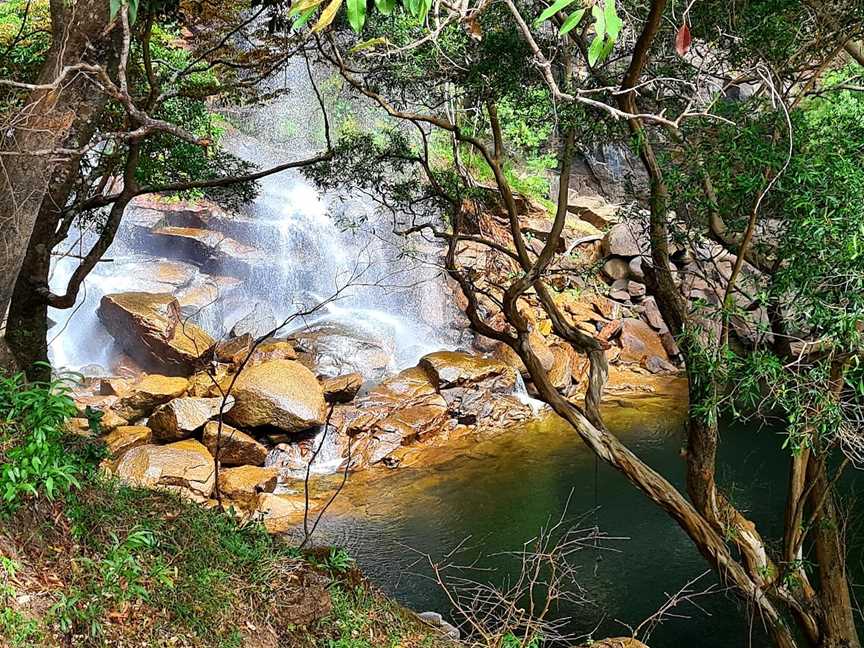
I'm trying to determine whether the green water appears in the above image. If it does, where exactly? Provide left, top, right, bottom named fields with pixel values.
left=315, top=404, right=864, bottom=647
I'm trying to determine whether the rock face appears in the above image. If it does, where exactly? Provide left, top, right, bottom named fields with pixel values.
left=202, top=421, right=267, bottom=466
left=148, top=396, right=234, bottom=441
left=98, top=293, right=214, bottom=375
left=225, top=360, right=327, bottom=433
left=103, top=425, right=152, bottom=459
left=230, top=302, right=277, bottom=338
left=113, top=374, right=189, bottom=421
left=217, top=465, right=278, bottom=508
left=113, top=439, right=215, bottom=501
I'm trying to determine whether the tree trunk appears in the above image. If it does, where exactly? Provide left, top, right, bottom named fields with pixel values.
left=807, top=456, right=861, bottom=648
left=0, top=0, right=115, bottom=359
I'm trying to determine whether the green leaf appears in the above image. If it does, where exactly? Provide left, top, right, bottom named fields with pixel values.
left=587, top=33, right=604, bottom=65
left=374, top=0, right=396, bottom=15
left=604, top=0, right=622, bottom=40
left=109, top=0, right=121, bottom=19
left=347, top=0, right=366, bottom=32
left=349, top=36, right=390, bottom=53
left=312, top=0, right=343, bottom=32
left=591, top=2, right=605, bottom=39
left=128, top=0, right=138, bottom=24
left=292, top=6, right=318, bottom=30
left=535, top=0, right=577, bottom=26
left=559, top=8, right=586, bottom=35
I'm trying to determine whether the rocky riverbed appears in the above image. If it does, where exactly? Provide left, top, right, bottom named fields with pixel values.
left=64, top=192, right=693, bottom=533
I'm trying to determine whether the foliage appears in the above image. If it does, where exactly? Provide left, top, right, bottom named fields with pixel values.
left=0, top=370, right=95, bottom=509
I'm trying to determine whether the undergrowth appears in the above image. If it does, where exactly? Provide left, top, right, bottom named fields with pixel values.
left=0, top=373, right=452, bottom=647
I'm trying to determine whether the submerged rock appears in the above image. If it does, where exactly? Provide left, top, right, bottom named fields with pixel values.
left=225, top=359, right=327, bottom=433
left=113, top=439, right=215, bottom=501
left=255, top=492, right=307, bottom=533
left=148, top=396, right=234, bottom=441
left=98, top=292, right=214, bottom=375
left=202, top=421, right=267, bottom=466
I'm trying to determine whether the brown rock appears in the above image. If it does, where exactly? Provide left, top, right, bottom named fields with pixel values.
left=98, top=292, right=214, bottom=374
left=603, top=257, right=631, bottom=281
left=641, top=296, right=666, bottom=331
left=567, top=195, right=620, bottom=229
left=248, top=339, right=298, bottom=364
left=366, top=366, right=439, bottom=406
left=618, top=318, right=670, bottom=364
left=213, top=333, right=253, bottom=365
left=149, top=396, right=234, bottom=441
left=256, top=492, right=307, bottom=533
left=627, top=281, right=646, bottom=298
left=202, top=421, right=267, bottom=466
left=419, top=351, right=516, bottom=392
left=602, top=222, right=645, bottom=257
left=491, top=332, right=555, bottom=375
left=187, top=365, right=234, bottom=397
left=217, top=465, right=278, bottom=508
left=104, top=425, right=152, bottom=459
left=113, top=374, right=189, bottom=420
left=321, top=372, right=363, bottom=403
left=114, top=439, right=215, bottom=501
left=226, top=360, right=327, bottom=433
left=548, top=343, right=573, bottom=390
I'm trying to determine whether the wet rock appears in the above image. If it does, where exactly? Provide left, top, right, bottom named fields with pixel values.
left=146, top=226, right=266, bottom=277
left=419, top=351, right=516, bottom=392
left=602, top=222, right=645, bottom=257
left=321, top=372, right=363, bottom=403
left=103, top=425, right=152, bottom=459
left=417, top=611, right=461, bottom=641
left=226, top=359, right=327, bottom=433
left=113, top=439, right=215, bottom=501
left=255, top=492, right=307, bottom=533
left=202, top=421, right=267, bottom=466
left=213, top=333, right=254, bottom=365
left=175, top=276, right=242, bottom=317
left=112, top=375, right=190, bottom=423
left=248, top=339, right=298, bottom=364
left=149, top=396, right=234, bottom=441
left=643, top=355, right=679, bottom=375
left=292, top=323, right=391, bottom=380
left=217, top=465, right=279, bottom=508
left=230, top=302, right=277, bottom=338
left=98, top=292, right=214, bottom=375
left=617, top=318, right=670, bottom=365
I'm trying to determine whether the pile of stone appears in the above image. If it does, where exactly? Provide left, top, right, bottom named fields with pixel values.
left=73, top=289, right=535, bottom=533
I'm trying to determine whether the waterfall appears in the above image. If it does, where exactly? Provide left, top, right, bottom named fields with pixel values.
left=512, top=372, right=547, bottom=415
left=47, top=58, right=458, bottom=375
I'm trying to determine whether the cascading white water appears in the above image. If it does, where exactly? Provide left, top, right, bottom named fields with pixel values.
left=47, top=58, right=460, bottom=376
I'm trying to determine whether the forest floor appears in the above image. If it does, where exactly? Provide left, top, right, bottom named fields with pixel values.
left=0, top=436, right=454, bottom=648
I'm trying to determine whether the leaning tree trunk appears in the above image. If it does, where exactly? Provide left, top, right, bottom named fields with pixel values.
left=0, top=0, right=115, bottom=371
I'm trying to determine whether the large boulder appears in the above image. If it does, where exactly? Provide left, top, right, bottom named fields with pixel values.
left=255, top=492, right=307, bottom=533
left=103, top=425, right=152, bottom=460
left=113, top=374, right=189, bottom=420
left=148, top=396, right=234, bottom=441
left=145, top=226, right=266, bottom=277
left=617, top=318, right=670, bottom=365
left=217, top=465, right=279, bottom=509
left=419, top=351, right=516, bottom=392
left=225, top=360, right=327, bottom=433
left=602, top=222, right=646, bottom=257
left=321, top=373, right=363, bottom=403
left=202, top=421, right=267, bottom=466
left=113, top=439, right=215, bottom=501
left=98, top=292, right=214, bottom=375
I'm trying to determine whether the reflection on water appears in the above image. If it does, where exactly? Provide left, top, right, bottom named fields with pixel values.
left=305, top=402, right=864, bottom=647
